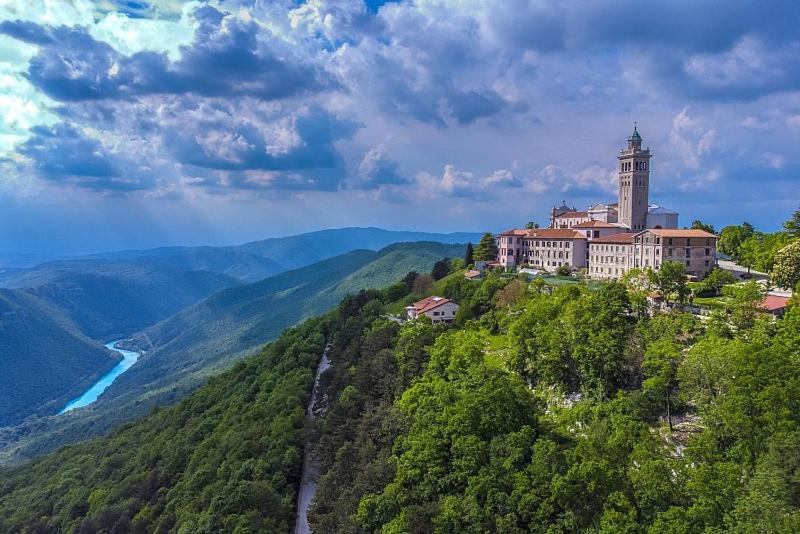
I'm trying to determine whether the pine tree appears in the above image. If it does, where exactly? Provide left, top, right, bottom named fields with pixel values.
left=473, top=233, right=498, bottom=261
left=783, top=207, right=800, bottom=238
left=431, top=258, right=451, bottom=280
left=464, top=242, right=474, bottom=266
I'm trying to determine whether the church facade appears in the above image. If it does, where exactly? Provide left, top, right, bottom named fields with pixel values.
left=496, top=126, right=717, bottom=278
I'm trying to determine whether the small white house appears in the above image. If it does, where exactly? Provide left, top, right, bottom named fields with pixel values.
left=406, top=296, right=459, bottom=323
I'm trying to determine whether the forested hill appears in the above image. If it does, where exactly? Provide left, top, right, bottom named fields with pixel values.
left=0, top=314, right=332, bottom=533
left=0, top=241, right=465, bottom=464
left=2, top=266, right=799, bottom=532
left=0, top=261, right=239, bottom=340
left=69, top=227, right=483, bottom=282
left=0, top=289, right=119, bottom=426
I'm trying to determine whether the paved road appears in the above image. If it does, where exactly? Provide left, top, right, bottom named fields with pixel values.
left=717, top=259, right=768, bottom=280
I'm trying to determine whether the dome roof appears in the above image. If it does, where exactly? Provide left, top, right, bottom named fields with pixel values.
left=647, top=205, right=678, bottom=215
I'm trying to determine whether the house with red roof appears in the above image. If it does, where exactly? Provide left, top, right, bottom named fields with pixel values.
left=761, top=295, right=790, bottom=317
left=406, top=296, right=459, bottom=323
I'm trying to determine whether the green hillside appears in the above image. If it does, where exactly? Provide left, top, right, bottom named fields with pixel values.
left=3, top=271, right=799, bottom=532
left=78, top=227, right=481, bottom=280
left=0, top=289, right=119, bottom=426
left=234, top=227, right=480, bottom=271
left=0, top=242, right=465, bottom=463
left=0, top=315, right=331, bottom=533
left=82, top=247, right=285, bottom=283
left=1, top=261, right=240, bottom=340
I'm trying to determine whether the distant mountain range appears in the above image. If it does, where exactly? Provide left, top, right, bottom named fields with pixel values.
left=0, top=228, right=479, bottom=427
left=2, top=227, right=481, bottom=282
left=0, top=237, right=468, bottom=463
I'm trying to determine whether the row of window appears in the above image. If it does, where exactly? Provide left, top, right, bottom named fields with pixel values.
left=590, top=258, right=711, bottom=272
left=528, top=260, right=567, bottom=268
left=524, top=250, right=570, bottom=259
left=620, top=161, right=648, bottom=172
left=501, top=240, right=575, bottom=250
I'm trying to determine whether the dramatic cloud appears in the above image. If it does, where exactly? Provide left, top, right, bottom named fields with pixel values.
left=1, top=0, right=799, bottom=254
left=351, top=147, right=410, bottom=190
left=0, top=7, right=336, bottom=102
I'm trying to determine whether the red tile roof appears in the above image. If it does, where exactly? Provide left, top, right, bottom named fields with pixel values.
left=410, top=296, right=454, bottom=314
left=498, top=229, right=529, bottom=236
left=554, top=211, right=589, bottom=219
left=573, top=220, right=624, bottom=228
left=589, top=232, right=637, bottom=245
left=761, top=295, right=790, bottom=312
left=525, top=228, right=587, bottom=239
left=464, top=270, right=481, bottom=279
left=498, top=228, right=587, bottom=239
left=645, top=229, right=717, bottom=238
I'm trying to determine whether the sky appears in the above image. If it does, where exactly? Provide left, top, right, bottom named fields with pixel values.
left=0, top=0, right=799, bottom=255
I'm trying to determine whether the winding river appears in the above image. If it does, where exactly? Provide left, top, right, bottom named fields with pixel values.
left=59, top=340, right=140, bottom=414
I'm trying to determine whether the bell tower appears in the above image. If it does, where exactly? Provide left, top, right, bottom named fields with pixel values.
left=617, top=124, right=651, bottom=231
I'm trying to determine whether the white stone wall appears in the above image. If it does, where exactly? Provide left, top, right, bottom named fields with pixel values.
left=424, top=302, right=459, bottom=323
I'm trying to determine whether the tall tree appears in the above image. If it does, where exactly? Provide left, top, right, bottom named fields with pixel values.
left=724, top=280, right=766, bottom=334
left=643, top=339, right=682, bottom=430
left=772, top=241, right=800, bottom=290
left=464, top=242, right=474, bottom=266
left=649, top=262, right=688, bottom=305
left=622, top=267, right=652, bottom=317
left=525, top=221, right=540, bottom=229
left=783, top=206, right=800, bottom=238
left=411, top=274, right=434, bottom=295
left=431, top=258, right=451, bottom=281
left=718, top=223, right=755, bottom=257
left=402, top=271, right=419, bottom=290
left=474, top=232, right=499, bottom=261
left=691, top=220, right=716, bottom=234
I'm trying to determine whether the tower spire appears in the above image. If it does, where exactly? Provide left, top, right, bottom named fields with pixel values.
left=618, top=125, right=651, bottom=230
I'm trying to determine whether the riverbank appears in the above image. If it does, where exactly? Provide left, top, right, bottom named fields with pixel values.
left=59, top=340, right=140, bottom=414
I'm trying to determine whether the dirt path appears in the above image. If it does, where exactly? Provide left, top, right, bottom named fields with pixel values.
left=294, top=345, right=330, bottom=534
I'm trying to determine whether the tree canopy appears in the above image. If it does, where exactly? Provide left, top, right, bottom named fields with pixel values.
left=474, top=232, right=499, bottom=261
left=772, top=241, right=800, bottom=290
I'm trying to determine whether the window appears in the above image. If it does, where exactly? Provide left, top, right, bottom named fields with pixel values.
left=668, top=238, right=673, bottom=245
left=705, top=248, right=710, bottom=255
left=433, top=311, right=440, bottom=316
left=704, top=260, right=709, bottom=266
left=686, top=260, right=690, bottom=266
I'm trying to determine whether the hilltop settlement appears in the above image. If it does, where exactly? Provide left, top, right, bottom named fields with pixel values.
left=496, top=126, right=717, bottom=280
